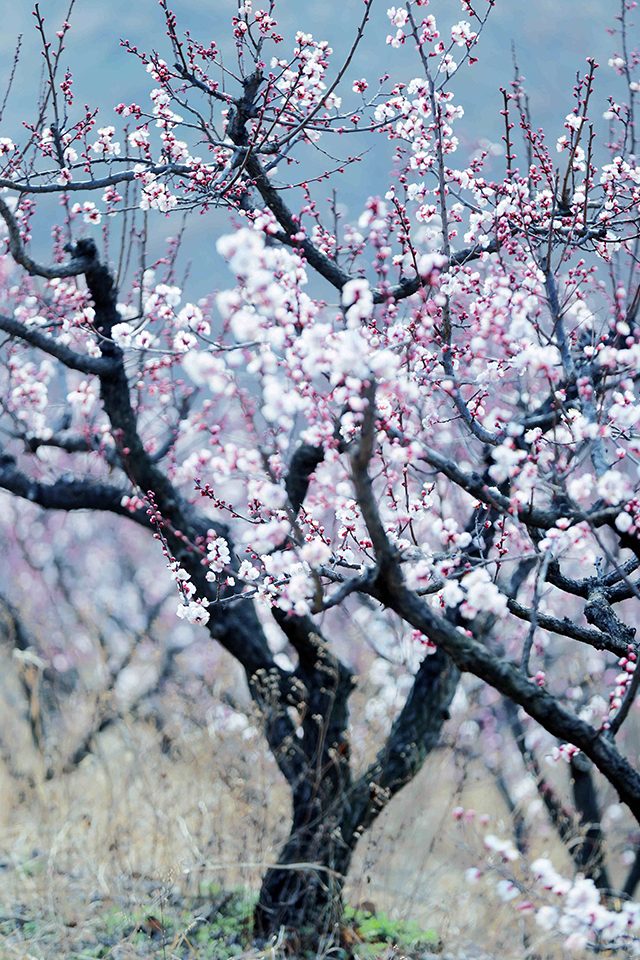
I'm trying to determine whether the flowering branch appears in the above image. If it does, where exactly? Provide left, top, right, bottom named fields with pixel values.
left=371, top=576, right=640, bottom=823
left=0, top=311, right=116, bottom=376
left=0, top=195, right=95, bottom=278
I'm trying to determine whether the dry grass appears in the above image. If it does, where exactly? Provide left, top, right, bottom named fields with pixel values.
left=0, top=718, right=284, bottom=958
left=0, top=609, right=628, bottom=960
left=0, top=707, right=590, bottom=960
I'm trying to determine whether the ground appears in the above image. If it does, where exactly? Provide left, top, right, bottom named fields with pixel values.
left=0, top=701, right=587, bottom=960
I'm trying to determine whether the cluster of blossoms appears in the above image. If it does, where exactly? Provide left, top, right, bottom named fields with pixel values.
left=439, top=568, right=508, bottom=620
left=547, top=742, right=581, bottom=763
left=605, top=649, right=637, bottom=723
left=462, top=825, right=640, bottom=951
left=174, top=570, right=211, bottom=626
left=90, top=125, right=121, bottom=157
left=70, top=200, right=102, bottom=224
left=109, top=278, right=216, bottom=358
left=205, top=537, right=231, bottom=580
left=272, top=32, right=337, bottom=117
left=532, top=859, right=640, bottom=950
left=135, top=166, right=178, bottom=213
left=233, top=0, right=281, bottom=42
left=374, top=76, right=464, bottom=167
left=172, top=533, right=239, bottom=624
left=482, top=832, right=520, bottom=862
left=5, top=356, right=52, bottom=436
left=175, top=597, right=210, bottom=625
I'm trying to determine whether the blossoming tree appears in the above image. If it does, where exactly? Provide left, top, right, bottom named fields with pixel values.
left=2, top=0, right=640, bottom=947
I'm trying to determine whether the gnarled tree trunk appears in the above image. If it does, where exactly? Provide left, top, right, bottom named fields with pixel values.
left=254, top=770, right=354, bottom=937
left=254, top=637, right=459, bottom=939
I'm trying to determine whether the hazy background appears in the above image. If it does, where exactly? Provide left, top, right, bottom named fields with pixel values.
left=0, top=0, right=628, bottom=299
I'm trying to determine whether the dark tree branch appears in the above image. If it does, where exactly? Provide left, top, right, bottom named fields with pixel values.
left=0, top=196, right=96, bottom=278
left=19, top=430, right=121, bottom=469
left=376, top=241, right=500, bottom=302
left=370, top=576, right=640, bottom=823
left=342, top=380, right=460, bottom=834
left=506, top=598, right=629, bottom=657
left=224, top=76, right=497, bottom=307
left=349, top=380, right=398, bottom=572
left=503, top=697, right=575, bottom=847
left=569, top=752, right=611, bottom=890
left=320, top=568, right=377, bottom=611
left=624, top=844, right=640, bottom=898
left=268, top=608, right=353, bottom=780
left=0, top=311, right=117, bottom=376
left=584, top=586, right=636, bottom=648
left=285, top=443, right=325, bottom=515
left=347, top=646, right=459, bottom=837
left=0, top=455, right=144, bottom=520
left=0, top=162, right=203, bottom=197
left=24, top=431, right=102, bottom=455
left=419, top=444, right=620, bottom=531
left=3, top=232, right=283, bottom=697
left=245, top=153, right=353, bottom=291
left=545, top=560, right=593, bottom=599
left=270, top=210, right=497, bottom=302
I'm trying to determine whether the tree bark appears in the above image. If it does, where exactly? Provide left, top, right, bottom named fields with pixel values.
left=254, top=765, right=354, bottom=938
left=251, top=613, right=352, bottom=936
left=254, top=635, right=459, bottom=939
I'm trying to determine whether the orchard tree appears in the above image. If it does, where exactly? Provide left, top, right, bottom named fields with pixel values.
left=3, top=0, right=640, bottom=949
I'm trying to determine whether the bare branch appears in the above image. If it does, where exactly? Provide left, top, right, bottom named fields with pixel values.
left=0, top=196, right=95, bottom=279
left=507, top=597, right=629, bottom=657
left=0, top=311, right=117, bottom=376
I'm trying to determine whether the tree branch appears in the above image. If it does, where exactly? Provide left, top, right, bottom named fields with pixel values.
left=569, top=751, right=611, bottom=889
left=503, top=697, right=575, bottom=847
left=0, top=312, right=117, bottom=376
left=0, top=162, right=201, bottom=197
left=419, top=444, right=620, bottom=531
left=0, top=196, right=96, bottom=279
left=349, top=381, right=399, bottom=572
left=0, top=455, right=142, bottom=520
left=507, top=597, right=629, bottom=657
left=368, top=576, right=640, bottom=823
left=285, top=443, right=325, bottom=515
left=347, top=646, right=459, bottom=836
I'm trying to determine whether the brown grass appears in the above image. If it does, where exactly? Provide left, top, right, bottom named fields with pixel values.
left=0, top=707, right=598, bottom=960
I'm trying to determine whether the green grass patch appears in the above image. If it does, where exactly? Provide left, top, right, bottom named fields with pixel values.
left=344, top=905, right=438, bottom=957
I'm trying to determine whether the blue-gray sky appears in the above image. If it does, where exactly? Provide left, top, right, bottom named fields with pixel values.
left=0, top=0, right=628, bottom=299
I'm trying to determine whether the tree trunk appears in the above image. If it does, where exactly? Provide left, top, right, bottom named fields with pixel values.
left=253, top=640, right=459, bottom=941
left=252, top=610, right=354, bottom=938
left=254, top=778, right=354, bottom=937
